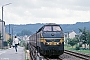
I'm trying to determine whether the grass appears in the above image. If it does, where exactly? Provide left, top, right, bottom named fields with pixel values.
left=25, top=59, right=29, bottom=60
left=64, top=45, right=75, bottom=50
left=75, top=50, right=90, bottom=54
left=64, top=45, right=90, bottom=54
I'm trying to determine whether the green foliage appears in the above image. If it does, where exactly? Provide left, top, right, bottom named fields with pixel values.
left=5, top=22, right=90, bottom=36
left=79, top=44, right=82, bottom=47
left=86, top=31, right=90, bottom=50
left=20, top=40, right=28, bottom=49
left=64, top=45, right=90, bottom=54
left=78, top=28, right=90, bottom=50
left=75, top=35, right=79, bottom=42
left=7, top=38, right=12, bottom=45
left=26, top=59, right=29, bottom=60
left=75, top=45, right=80, bottom=50
left=68, top=38, right=77, bottom=48
left=17, top=29, right=32, bottom=36
left=23, top=42, right=27, bottom=49
left=87, top=31, right=90, bottom=44
left=79, top=27, right=87, bottom=44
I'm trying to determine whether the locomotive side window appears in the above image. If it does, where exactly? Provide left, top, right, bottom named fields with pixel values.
left=53, top=26, right=61, bottom=31
left=43, top=26, right=52, bottom=31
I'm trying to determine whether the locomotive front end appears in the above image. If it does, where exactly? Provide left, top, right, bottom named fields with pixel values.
left=39, top=24, right=64, bottom=57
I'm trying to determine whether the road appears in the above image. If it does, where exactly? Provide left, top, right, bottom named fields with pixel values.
left=0, top=46, right=25, bottom=60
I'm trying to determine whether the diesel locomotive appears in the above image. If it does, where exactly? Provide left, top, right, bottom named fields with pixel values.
left=29, top=23, right=64, bottom=58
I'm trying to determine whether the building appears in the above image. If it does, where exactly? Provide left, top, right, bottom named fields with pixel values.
left=64, top=30, right=77, bottom=39
left=69, top=31, right=77, bottom=38
left=5, top=33, right=11, bottom=41
left=0, top=19, right=6, bottom=48
left=64, top=31, right=77, bottom=44
left=0, top=19, right=6, bottom=41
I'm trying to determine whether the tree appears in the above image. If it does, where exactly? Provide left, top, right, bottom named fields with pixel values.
left=17, top=29, right=32, bottom=36
left=79, top=27, right=87, bottom=49
left=68, top=38, right=77, bottom=48
left=75, top=35, right=80, bottom=43
left=7, top=38, right=12, bottom=48
left=86, top=30, right=90, bottom=50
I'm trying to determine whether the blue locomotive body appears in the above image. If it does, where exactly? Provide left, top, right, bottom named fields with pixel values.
left=29, top=23, right=64, bottom=58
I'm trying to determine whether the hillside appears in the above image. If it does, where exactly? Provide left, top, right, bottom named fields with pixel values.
left=5, top=22, right=90, bottom=36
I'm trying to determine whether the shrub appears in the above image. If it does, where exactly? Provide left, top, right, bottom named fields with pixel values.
left=75, top=46, right=80, bottom=50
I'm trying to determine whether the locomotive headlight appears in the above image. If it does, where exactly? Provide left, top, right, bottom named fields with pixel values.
left=45, top=42, right=50, bottom=45
left=56, top=42, right=60, bottom=45
left=47, top=42, right=50, bottom=45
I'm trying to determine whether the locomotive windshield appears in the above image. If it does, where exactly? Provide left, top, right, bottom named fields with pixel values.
left=43, top=26, right=52, bottom=31
left=43, top=25, right=61, bottom=31
left=53, top=26, right=61, bottom=31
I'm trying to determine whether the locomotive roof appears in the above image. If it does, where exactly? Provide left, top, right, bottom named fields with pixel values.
left=45, top=23, right=59, bottom=26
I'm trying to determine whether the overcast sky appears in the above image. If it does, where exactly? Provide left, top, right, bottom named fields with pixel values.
left=0, top=0, right=90, bottom=25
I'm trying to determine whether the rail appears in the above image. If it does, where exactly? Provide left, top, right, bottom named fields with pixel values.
left=64, top=50, right=90, bottom=60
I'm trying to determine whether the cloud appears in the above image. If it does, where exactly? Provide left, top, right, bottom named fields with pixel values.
left=0, top=0, right=90, bottom=24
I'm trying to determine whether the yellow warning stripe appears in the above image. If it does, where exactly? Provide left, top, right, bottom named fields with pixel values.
left=40, top=38, right=64, bottom=45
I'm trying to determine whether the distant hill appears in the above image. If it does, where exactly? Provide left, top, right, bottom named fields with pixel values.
left=5, top=22, right=90, bottom=36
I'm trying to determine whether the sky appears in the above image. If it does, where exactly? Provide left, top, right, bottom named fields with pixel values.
left=0, top=0, right=90, bottom=25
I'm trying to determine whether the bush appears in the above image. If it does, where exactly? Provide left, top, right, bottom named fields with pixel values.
left=79, top=44, right=82, bottom=47
left=75, top=46, right=80, bottom=50
left=23, top=41, right=28, bottom=50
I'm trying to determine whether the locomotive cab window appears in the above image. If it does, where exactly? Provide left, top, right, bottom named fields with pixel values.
left=43, top=26, right=52, bottom=31
left=53, top=26, right=61, bottom=31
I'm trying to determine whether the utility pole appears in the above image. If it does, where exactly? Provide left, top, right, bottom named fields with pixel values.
left=1, top=3, right=12, bottom=49
left=2, top=6, right=3, bottom=49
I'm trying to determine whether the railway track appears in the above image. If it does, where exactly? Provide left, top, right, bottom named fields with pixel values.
left=28, top=44, right=63, bottom=60
left=43, top=57, right=63, bottom=60
left=64, top=50, right=90, bottom=60
left=29, top=47, right=63, bottom=60
left=30, top=52, right=63, bottom=60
